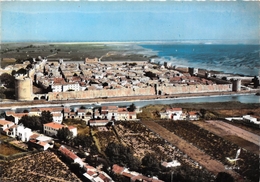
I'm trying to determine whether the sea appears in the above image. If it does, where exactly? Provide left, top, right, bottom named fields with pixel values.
left=138, top=44, right=260, bottom=76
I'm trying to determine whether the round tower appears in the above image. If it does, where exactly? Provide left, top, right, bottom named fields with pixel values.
left=15, top=77, right=33, bottom=101
left=232, top=79, right=241, bottom=92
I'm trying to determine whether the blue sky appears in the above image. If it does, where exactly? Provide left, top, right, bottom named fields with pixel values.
left=1, top=1, right=259, bottom=43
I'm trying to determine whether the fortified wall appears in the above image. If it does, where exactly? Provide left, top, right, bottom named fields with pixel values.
left=157, top=84, right=232, bottom=95
left=48, top=87, right=156, bottom=101
left=48, top=83, right=232, bottom=101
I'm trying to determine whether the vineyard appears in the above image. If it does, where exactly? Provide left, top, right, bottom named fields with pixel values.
left=113, top=121, right=215, bottom=182
left=157, top=120, right=259, bottom=182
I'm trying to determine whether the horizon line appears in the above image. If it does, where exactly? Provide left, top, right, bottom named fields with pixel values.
left=1, top=39, right=259, bottom=45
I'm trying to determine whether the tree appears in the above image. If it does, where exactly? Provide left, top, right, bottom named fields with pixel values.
left=19, top=115, right=42, bottom=131
left=57, top=127, right=73, bottom=142
left=16, top=68, right=27, bottom=75
left=144, top=71, right=156, bottom=79
left=26, top=64, right=33, bottom=70
left=200, top=109, right=206, bottom=119
left=142, top=153, right=160, bottom=175
left=79, top=106, right=86, bottom=109
left=0, top=88, right=6, bottom=99
left=40, top=111, right=53, bottom=124
left=215, top=172, right=234, bottom=182
left=105, top=142, right=141, bottom=171
left=128, top=103, right=136, bottom=112
left=0, top=73, right=15, bottom=88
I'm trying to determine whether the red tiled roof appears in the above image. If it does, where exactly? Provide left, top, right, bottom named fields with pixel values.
left=167, top=108, right=182, bottom=112
left=44, top=122, right=63, bottom=130
left=117, top=108, right=128, bottom=112
left=189, top=111, right=198, bottom=115
left=53, top=78, right=66, bottom=84
left=87, top=170, right=96, bottom=176
left=98, top=173, right=110, bottom=182
left=30, top=133, right=40, bottom=139
left=64, top=108, right=70, bottom=113
left=0, top=120, right=14, bottom=126
left=59, top=145, right=79, bottom=160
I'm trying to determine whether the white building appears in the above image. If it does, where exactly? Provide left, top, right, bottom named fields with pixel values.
left=43, top=122, right=77, bottom=137
left=52, top=113, right=63, bottom=123
left=6, top=124, right=33, bottom=142
left=243, top=115, right=260, bottom=124
left=160, top=108, right=183, bottom=120
left=62, top=82, right=80, bottom=92
left=101, top=106, right=118, bottom=120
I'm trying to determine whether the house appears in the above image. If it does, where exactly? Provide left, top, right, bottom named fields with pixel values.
left=43, top=122, right=77, bottom=137
left=116, top=107, right=137, bottom=121
left=83, top=164, right=113, bottom=182
left=28, top=134, right=54, bottom=151
left=59, top=145, right=84, bottom=167
left=5, top=111, right=28, bottom=124
left=161, top=160, right=181, bottom=168
left=101, top=106, right=118, bottom=120
left=30, top=107, right=64, bottom=123
left=0, top=119, right=15, bottom=132
left=88, top=119, right=110, bottom=127
left=188, top=111, right=199, bottom=120
left=160, top=108, right=183, bottom=120
left=5, top=124, right=33, bottom=142
left=52, top=113, right=63, bottom=123
left=243, top=115, right=260, bottom=124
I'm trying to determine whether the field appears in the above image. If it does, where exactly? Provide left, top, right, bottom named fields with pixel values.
left=0, top=143, right=24, bottom=156
left=111, top=121, right=214, bottom=181
left=155, top=120, right=259, bottom=182
left=0, top=151, right=81, bottom=182
left=1, top=43, right=151, bottom=68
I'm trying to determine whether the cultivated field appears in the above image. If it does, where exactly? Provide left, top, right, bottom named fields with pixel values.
left=155, top=120, right=259, bottom=182
left=113, top=121, right=215, bottom=181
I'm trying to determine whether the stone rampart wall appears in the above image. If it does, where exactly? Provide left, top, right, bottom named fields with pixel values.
left=158, top=84, right=232, bottom=95
left=48, top=84, right=232, bottom=101
left=48, top=87, right=156, bottom=101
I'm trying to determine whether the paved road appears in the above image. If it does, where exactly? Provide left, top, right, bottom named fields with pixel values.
left=206, top=120, right=260, bottom=146
left=141, top=120, right=244, bottom=182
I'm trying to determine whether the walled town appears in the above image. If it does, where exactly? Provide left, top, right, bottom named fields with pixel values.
left=0, top=56, right=249, bottom=102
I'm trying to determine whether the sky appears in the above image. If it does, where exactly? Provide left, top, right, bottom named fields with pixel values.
left=1, top=1, right=259, bottom=43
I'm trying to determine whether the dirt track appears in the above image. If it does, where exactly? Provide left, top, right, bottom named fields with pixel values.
left=141, top=120, right=244, bottom=182
left=205, top=120, right=260, bottom=146
left=193, top=120, right=260, bottom=155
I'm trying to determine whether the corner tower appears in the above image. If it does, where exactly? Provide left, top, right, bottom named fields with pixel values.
left=15, top=75, right=33, bottom=101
